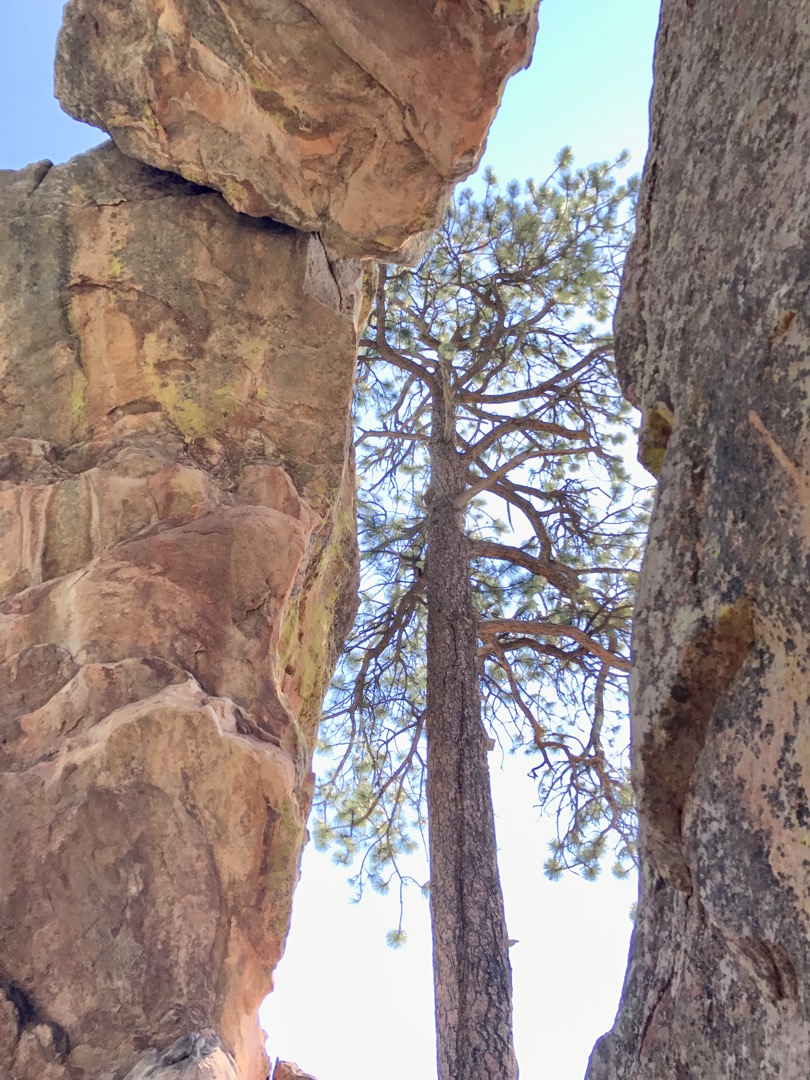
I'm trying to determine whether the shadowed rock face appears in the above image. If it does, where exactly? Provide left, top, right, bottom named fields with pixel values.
left=0, top=144, right=361, bottom=1080
left=587, top=1, right=810, bottom=1076
left=54, top=0, right=538, bottom=262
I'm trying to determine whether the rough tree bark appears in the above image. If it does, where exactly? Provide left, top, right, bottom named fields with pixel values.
left=426, top=392, right=518, bottom=1080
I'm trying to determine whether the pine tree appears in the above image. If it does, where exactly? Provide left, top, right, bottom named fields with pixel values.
left=316, top=151, right=647, bottom=1080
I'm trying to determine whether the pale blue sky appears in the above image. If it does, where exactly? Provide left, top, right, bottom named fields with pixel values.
left=1, top=3, right=661, bottom=1078
left=483, top=0, right=659, bottom=176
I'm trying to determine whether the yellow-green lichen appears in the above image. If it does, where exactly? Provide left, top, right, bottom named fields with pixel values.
left=714, top=597, right=755, bottom=655
left=639, top=401, right=675, bottom=477
left=70, top=364, right=88, bottom=436
left=164, top=468, right=211, bottom=518
left=178, top=163, right=210, bottom=189
left=263, top=795, right=305, bottom=936
left=356, top=263, right=378, bottom=334
left=278, top=494, right=357, bottom=737
left=220, top=178, right=251, bottom=209
left=142, top=332, right=242, bottom=440
left=141, top=105, right=160, bottom=134
left=241, top=341, right=266, bottom=377
left=106, top=109, right=145, bottom=134
left=244, top=69, right=275, bottom=95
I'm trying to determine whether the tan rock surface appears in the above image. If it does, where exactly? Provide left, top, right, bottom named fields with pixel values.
left=0, top=143, right=360, bottom=1079
left=272, top=1061, right=317, bottom=1080
left=54, top=0, right=538, bottom=261
left=587, top=1, right=810, bottom=1076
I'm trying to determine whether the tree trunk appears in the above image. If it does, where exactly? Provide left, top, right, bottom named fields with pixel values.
left=425, top=416, right=518, bottom=1080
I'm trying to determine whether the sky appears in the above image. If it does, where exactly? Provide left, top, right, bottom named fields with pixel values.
left=0, top=2, right=661, bottom=1078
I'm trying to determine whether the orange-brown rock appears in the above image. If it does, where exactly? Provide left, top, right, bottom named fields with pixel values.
left=272, top=1062, right=317, bottom=1080
left=54, top=0, right=538, bottom=262
left=587, top=1, right=810, bottom=1077
left=0, top=143, right=361, bottom=1079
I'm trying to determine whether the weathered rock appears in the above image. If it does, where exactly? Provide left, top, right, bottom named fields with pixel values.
left=54, top=0, right=538, bottom=261
left=0, top=143, right=361, bottom=1079
left=587, top=1, right=810, bottom=1077
left=118, top=1032, right=239, bottom=1079
left=272, top=1061, right=317, bottom=1080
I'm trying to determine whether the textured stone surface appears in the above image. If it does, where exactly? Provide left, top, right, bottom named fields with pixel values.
left=0, top=143, right=360, bottom=1079
left=54, top=0, right=538, bottom=261
left=272, top=1062, right=317, bottom=1080
left=117, top=1032, right=239, bottom=1079
left=587, top=1, right=810, bottom=1076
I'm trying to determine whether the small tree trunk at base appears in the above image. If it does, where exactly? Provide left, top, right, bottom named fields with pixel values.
left=426, top=430, right=518, bottom=1080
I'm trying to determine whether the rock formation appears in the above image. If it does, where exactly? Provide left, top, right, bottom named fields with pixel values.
left=55, top=0, right=538, bottom=262
left=0, top=144, right=362, bottom=1080
left=0, top=3, right=538, bottom=1079
left=271, top=1061, right=316, bottom=1080
left=587, top=1, right=810, bottom=1077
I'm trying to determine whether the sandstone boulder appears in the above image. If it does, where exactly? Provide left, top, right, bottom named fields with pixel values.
left=54, top=0, right=538, bottom=261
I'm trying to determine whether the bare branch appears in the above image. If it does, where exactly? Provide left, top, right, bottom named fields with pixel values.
left=574, top=566, right=638, bottom=576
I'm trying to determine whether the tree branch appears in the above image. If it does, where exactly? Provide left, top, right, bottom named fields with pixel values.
left=362, top=266, right=439, bottom=392
left=454, top=450, right=536, bottom=507
left=457, top=345, right=609, bottom=404
left=356, top=429, right=430, bottom=446
left=478, top=617, right=630, bottom=672
left=469, top=539, right=581, bottom=596
left=463, top=415, right=590, bottom=463
left=459, top=445, right=598, bottom=508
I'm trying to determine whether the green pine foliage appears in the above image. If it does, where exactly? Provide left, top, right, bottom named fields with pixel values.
left=315, top=150, right=650, bottom=913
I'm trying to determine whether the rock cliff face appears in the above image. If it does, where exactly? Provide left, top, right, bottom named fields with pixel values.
left=0, top=144, right=362, bottom=1080
left=587, top=1, right=810, bottom=1077
left=55, top=0, right=538, bottom=261
left=1, top=3, right=538, bottom=1078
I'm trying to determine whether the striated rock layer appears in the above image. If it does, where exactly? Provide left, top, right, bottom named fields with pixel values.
left=0, top=143, right=362, bottom=1080
left=588, top=1, right=810, bottom=1077
left=54, top=0, right=538, bottom=262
